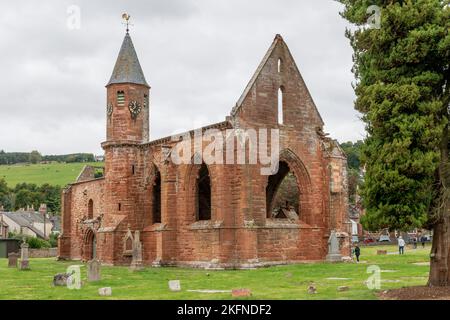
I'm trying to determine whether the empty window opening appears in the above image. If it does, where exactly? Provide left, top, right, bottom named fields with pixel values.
left=144, top=94, right=148, bottom=109
left=196, top=163, right=211, bottom=221
left=278, top=87, right=284, bottom=124
left=88, top=199, right=93, bottom=219
left=117, top=91, right=125, bottom=106
left=152, top=169, right=162, bottom=223
left=118, top=203, right=122, bottom=211
left=266, top=161, right=300, bottom=219
left=131, top=165, right=135, bottom=175
left=278, top=58, right=282, bottom=73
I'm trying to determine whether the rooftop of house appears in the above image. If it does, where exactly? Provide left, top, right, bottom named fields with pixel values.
left=0, top=211, right=57, bottom=238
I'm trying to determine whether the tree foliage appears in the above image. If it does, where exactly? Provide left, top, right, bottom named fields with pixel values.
left=340, top=141, right=364, bottom=203
left=0, top=150, right=95, bottom=165
left=337, top=0, right=450, bottom=231
left=0, top=180, right=61, bottom=214
left=340, top=140, right=364, bottom=170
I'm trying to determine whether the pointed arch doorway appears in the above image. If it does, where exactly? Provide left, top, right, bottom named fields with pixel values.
left=83, top=228, right=97, bottom=261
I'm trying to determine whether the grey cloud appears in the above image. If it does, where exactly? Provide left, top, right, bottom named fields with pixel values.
left=0, top=0, right=364, bottom=154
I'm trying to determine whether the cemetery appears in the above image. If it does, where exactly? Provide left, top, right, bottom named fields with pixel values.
left=0, top=245, right=434, bottom=300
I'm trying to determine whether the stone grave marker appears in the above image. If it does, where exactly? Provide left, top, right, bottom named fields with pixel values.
left=8, top=252, right=19, bottom=268
left=168, top=280, right=181, bottom=292
left=307, top=284, right=317, bottom=294
left=326, top=230, right=342, bottom=262
left=231, top=289, right=252, bottom=297
left=53, top=273, right=71, bottom=286
left=87, top=259, right=101, bottom=281
left=337, top=286, right=350, bottom=292
left=98, top=287, right=112, bottom=296
left=19, top=241, right=30, bottom=270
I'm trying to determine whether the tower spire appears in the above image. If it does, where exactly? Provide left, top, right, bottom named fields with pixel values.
left=106, top=20, right=148, bottom=87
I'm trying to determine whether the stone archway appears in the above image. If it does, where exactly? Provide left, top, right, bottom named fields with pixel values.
left=266, top=161, right=299, bottom=218
left=185, top=160, right=214, bottom=222
left=265, top=149, right=312, bottom=223
left=82, top=228, right=96, bottom=261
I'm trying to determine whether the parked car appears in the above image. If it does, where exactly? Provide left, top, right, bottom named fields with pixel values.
left=378, top=235, right=391, bottom=242
left=363, top=238, right=375, bottom=244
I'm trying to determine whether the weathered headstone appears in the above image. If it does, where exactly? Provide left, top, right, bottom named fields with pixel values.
left=130, top=230, right=144, bottom=271
left=326, top=230, right=342, bottom=262
left=168, top=280, right=181, bottom=292
left=337, top=286, right=350, bottom=292
left=87, top=259, right=101, bottom=281
left=98, top=287, right=112, bottom=296
left=53, top=273, right=71, bottom=286
left=19, top=241, right=30, bottom=270
left=231, top=289, right=252, bottom=297
left=377, top=250, right=387, bottom=255
left=307, top=284, right=317, bottom=294
left=8, top=252, right=19, bottom=268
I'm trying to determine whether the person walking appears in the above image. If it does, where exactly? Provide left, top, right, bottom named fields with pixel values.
left=354, top=244, right=361, bottom=262
left=421, top=236, right=426, bottom=248
left=413, top=237, right=417, bottom=249
left=398, top=236, right=405, bottom=255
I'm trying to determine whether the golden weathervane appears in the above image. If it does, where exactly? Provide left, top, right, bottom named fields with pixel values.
left=122, top=13, right=132, bottom=33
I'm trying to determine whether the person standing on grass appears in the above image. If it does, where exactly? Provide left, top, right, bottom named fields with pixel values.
left=354, top=244, right=361, bottom=262
left=398, top=236, right=405, bottom=255
left=421, top=236, right=426, bottom=248
left=413, top=237, right=417, bottom=249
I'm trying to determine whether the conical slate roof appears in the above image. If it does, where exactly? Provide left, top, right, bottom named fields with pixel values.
left=107, top=32, right=149, bottom=87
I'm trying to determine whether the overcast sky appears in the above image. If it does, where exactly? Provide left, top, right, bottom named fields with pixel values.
left=0, top=0, right=365, bottom=155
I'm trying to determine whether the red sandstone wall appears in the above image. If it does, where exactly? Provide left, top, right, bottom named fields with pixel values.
left=58, top=178, right=105, bottom=260
left=62, top=35, right=349, bottom=267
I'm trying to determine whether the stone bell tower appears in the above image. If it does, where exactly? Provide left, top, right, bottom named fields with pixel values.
left=105, top=31, right=150, bottom=143
left=100, top=29, right=149, bottom=263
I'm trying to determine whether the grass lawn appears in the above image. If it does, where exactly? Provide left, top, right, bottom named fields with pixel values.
left=0, top=245, right=431, bottom=300
left=0, top=162, right=103, bottom=187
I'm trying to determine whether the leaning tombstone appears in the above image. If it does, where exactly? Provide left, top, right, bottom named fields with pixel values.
left=87, top=259, right=101, bottom=281
left=168, top=280, right=181, bottom=292
left=8, top=252, right=19, bottom=268
left=19, top=241, right=30, bottom=270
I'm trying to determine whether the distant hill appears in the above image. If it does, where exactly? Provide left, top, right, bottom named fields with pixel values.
left=0, top=151, right=96, bottom=165
left=0, top=162, right=103, bottom=187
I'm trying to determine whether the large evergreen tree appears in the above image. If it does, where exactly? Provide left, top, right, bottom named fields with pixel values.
left=338, top=0, right=449, bottom=286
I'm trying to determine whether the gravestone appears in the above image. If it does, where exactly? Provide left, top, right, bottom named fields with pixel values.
left=53, top=273, right=71, bottom=286
left=87, top=259, right=101, bottom=281
left=326, top=230, right=342, bottom=262
left=377, top=250, right=387, bottom=255
left=19, top=241, right=30, bottom=270
left=337, top=286, right=350, bottom=292
left=168, top=280, right=181, bottom=292
left=98, top=287, right=112, bottom=296
left=8, top=252, right=19, bottom=268
left=231, top=289, right=252, bottom=297
left=307, top=284, right=317, bottom=294
left=130, top=231, right=143, bottom=271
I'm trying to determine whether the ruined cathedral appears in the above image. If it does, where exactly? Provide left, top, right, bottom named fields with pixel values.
left=58, top=30, right=350, bottom=268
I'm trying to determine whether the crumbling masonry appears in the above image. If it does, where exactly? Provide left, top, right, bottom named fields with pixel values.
left=58, top=31, right=350, bottom=268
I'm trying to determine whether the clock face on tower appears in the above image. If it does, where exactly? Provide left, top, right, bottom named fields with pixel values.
left=128, top=100, right=142, bottom=119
